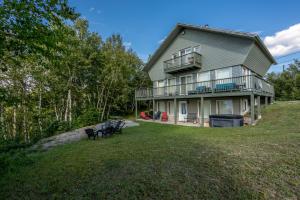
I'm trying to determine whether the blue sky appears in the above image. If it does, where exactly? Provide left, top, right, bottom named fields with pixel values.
left=69, top=0, right=300, bottom=73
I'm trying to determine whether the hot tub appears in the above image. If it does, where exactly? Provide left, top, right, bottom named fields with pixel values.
left=209, top=114, right=244, bottom=127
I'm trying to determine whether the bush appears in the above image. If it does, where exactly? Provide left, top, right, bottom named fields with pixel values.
left=43, top=120, right=71, bottom=137
left=0, top=149, right=34, bottom=176
left=73, top=108, right=99, bottom=128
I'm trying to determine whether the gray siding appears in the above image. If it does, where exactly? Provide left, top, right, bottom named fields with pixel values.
left=243, top=43, right=273, bottom=76
left=148, top=29, right=253, bottom=81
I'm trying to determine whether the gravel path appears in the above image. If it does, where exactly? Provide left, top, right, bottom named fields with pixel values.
left=32, top=120, right=139, bottom=150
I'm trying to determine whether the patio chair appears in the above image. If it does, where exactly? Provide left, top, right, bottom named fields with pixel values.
left=154, top=111, right=161, bottom=120
left=85, top=128, right=98, bottom=140
left=140, top=112, right=151, bottom=120
left=161, top=112, right=168, bottom=121
left=111, top=120, right=126, bottom=134
left=97, top=121, right=114, bottom=137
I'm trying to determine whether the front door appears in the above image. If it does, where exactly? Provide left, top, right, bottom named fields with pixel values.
left=179, top=101, right=187, bottom=121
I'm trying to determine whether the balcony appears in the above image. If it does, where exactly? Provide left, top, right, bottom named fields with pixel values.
left=164, top=52, right=202, bottom=74
left=135, top=75, right=274, bottom=99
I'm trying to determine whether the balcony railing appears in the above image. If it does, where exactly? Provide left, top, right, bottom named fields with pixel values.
left=135, top=75, right=274, bottom=99
left=163, top=52, right=202, bottom=73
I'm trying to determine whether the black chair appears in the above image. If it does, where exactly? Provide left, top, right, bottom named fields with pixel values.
left=97, top=122, right=114, bottom=137
left=154, top=111, right=161, bottom=120
left=111, top=120, right=126, bottom=134
left=85, top=128, right=98, bottom=140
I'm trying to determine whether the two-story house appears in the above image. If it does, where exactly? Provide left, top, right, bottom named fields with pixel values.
left=135, top=23, right=276, bottom=126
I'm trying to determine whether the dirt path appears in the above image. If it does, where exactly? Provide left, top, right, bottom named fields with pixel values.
left=32, top=120, right=139, bottom=150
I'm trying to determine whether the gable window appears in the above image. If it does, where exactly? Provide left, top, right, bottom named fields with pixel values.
left=193, top=45, right=201, bottom=54
left=216, top=100, right=233, bottom=114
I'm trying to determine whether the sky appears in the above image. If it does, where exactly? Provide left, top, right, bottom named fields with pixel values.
left=69, top=0, right=300, bottom=73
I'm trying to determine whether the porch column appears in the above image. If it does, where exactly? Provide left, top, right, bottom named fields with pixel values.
left=257, top=96, right=261, bottom=119
left=152, top=99, right=155, bottom=120
left=135, top=99, right=138, bottom=120
left=200, top=96, right=204, bottom=127
left=250, top=93, right=255, bottom=125
left=265, top=96, right=268, bottom=106
left=174, top=98, right=177, bottom=124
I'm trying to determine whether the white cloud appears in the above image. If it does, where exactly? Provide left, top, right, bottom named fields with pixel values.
left=96, top=10, right=102, bottom=14
left=158, top=36, right=166, bottom=44
left=89, top=7, right=95, bottom=12
left=264, top=23, right=300, bottom=57
left=124, top=42, right=132, bottom=49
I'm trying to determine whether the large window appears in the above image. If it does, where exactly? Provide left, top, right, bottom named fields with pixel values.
left=216, top=67, right=232, bottom=79
left=216, top=100, right=233, bottom=114
left=168, top=78, right=176, bottom=95
left=157, top=80, right=165, bottom=96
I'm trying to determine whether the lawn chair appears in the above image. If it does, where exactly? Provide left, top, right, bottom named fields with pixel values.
left=140, top=112, right=151, bottom=120
left=154, top=111, right=161, bottom=120
left=97, top=121, right=114, bottom=137
left=111, top=120, right=126, bottom=134
left=85, top=128, right=98, bottom=140
left=161, top=112, right=168, bottom=121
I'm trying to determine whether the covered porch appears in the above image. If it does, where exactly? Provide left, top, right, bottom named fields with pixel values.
left=135, top=93, right=273, bottom=127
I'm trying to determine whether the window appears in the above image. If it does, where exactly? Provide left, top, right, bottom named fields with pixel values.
left=180, top=47, right=192, bottom=56
left=193, top=45, right=201, bottom=53
left=157, top=80, right=165, bottom=96
left=242, top=99, right=248, bottom=113
left=167, top=101, right=174, bottom=115
left=197, top=71, right=210, bottom=82
left=181, top=102, right=187, bottom=114
left=168, top=78, right=176, bottom=95
left=216, top=100, right=233, bottom=114
left=215, top=67, right=232, bottom=79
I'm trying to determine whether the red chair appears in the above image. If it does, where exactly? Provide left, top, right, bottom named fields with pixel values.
left=161, top=112, right=168, bottom=121
left=140, top=112, right=150, bottom=120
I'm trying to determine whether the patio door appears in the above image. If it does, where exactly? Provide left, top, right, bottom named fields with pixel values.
left=180, top=48, right=192, bottom=65
left=180, top=75, right=192, bottom=95
left=178, top=101, right=187, bottom=121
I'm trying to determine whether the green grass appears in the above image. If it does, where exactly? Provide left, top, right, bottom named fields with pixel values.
left=1, top=101, right=300, bottom=199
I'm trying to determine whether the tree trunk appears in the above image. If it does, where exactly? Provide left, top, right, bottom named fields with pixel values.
left=38, top=89, right=43, bottom=135
left=12, top=106, right=16, bottom=139
left=69, top=89, right=72, bottom=124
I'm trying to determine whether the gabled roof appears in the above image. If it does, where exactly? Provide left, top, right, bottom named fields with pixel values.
left=143, top=23, right=276, bottom=72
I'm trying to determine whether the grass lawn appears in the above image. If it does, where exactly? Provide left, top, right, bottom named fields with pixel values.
left=1, top=101, right=300, bottom=199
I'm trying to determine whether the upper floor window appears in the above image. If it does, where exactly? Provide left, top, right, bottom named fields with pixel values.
left=197, top=71, right=210, bottom=82
left=216, top=67, right=232, bottom=79
left=193, top=45, right=201, bottom=54
left=179, top=47, right=192, bottom=56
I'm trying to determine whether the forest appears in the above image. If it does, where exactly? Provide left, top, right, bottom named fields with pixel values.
left=0, top=0, right=151, bottom=147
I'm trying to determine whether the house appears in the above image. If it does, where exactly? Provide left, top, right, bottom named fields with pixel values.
left=135, top=23, right=276, bottom=126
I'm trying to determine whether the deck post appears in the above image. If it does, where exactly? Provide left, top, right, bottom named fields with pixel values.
left=135, top=99, right=138, bottom=120
left=200, top=96, right=204, bottom=127
left=174, top=98, right=177, bottom=124
left=250, top=93, right=255, bottom=125
left=257, top=96, right=261, bottom=119
left=265, top=96, right=268, bottom=106
left=152, top=99, right=155, bottom=120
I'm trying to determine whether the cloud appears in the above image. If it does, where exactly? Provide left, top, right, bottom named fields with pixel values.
left=264, top=23, right=300, bottom=57
left=96, top=10, right=102, bottom=14
left=89, top=7, right=95, bottom=12
left=124, top=42, right=132, bottom=49
left=158, top=36, right=166, bottom=44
